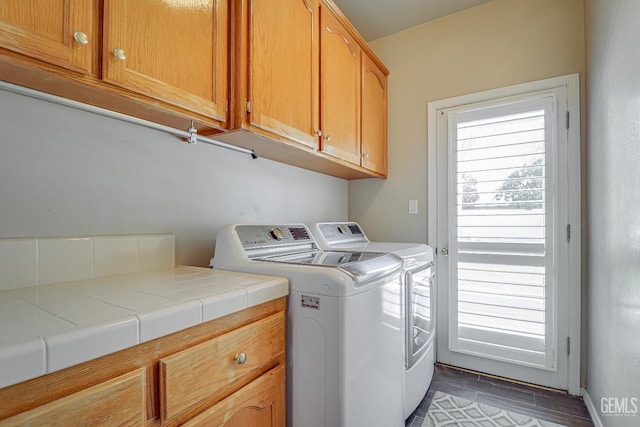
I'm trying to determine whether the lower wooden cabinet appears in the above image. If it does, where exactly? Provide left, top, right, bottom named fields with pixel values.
left=0, top=369, right=146, bottom=427
left=160, top=311, right=285, bottom=422
left=184, top=365, right=285, bottom=427
left=0, top=298, right=286, bottom=427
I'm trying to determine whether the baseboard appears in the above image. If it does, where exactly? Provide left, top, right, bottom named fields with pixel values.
left=581, top=388, right=604, bottom=427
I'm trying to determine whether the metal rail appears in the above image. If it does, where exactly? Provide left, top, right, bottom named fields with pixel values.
left=0, top=81, right=258, bottom=159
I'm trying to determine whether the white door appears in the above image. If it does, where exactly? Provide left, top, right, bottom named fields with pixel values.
left=428, top=75, right=581, bottom=393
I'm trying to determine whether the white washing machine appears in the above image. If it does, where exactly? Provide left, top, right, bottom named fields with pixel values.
left=212, top=224, right=405, bottom=427
left=310, top=222, right=436, bottom=419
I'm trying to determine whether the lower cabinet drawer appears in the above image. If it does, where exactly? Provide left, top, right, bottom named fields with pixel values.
left=184, top=364, right=285, bottom=427
left=159, top=311, right=285, bottom=421
left=0, top=368, right=146, bottom=426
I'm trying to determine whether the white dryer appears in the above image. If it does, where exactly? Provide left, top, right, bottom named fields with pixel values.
left=310, top=222, right=436, bottom=418
left=213, top=224, right=405, bottom=427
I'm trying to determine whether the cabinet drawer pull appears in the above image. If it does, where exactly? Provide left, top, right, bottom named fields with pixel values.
left=234, top=353, right=247, bottom=365
left=73, top=31, right=89, bottom=45
left=113, top=48, right=127, bottom=61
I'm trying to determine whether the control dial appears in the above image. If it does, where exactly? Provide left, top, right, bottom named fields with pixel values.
left=337, top=225, right=348, bottom=235
left=269, top=228, right=284, bottom=241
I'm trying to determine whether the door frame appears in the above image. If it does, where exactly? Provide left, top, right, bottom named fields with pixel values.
left=427, top=74, right=581, bottom=395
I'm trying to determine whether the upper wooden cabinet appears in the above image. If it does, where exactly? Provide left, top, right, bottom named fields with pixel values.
left=319, top=6, right=361, bottom=165
left=219, top=0, right=389, bottom=179
left=244, top=0, right=319, bottom=148
left=0, top=0, right=388, bottom=179
left=319, top=3, right=388, bottom=176
left=103, top=0, right=228, bottom=122
left=0, top=0, right=96, bottom=74
left=361, top=52, right=388, bottom=175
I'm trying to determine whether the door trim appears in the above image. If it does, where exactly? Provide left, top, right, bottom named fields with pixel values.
left=427, top=74, right=581, bottom=394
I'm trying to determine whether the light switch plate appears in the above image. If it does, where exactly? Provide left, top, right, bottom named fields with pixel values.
left=409, top=199, right=418, bottom=214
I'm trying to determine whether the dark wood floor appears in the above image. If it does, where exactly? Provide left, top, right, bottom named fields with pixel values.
left=406, top=364, right=594, bottom=427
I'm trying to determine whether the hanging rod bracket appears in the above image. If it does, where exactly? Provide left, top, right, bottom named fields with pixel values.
left=187, top=121, right=198, bottom=145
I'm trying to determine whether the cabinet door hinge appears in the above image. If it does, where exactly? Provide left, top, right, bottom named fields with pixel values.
left=566, top=111, right=570, bottom=130
left=245, top=99, right=251, bottom=114
left=567, top=224, right=571, bottom=242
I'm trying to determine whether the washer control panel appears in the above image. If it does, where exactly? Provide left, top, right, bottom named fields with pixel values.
left=236, top=225, right=314, bottom=250
left=269, top=228, right=284, bottom=241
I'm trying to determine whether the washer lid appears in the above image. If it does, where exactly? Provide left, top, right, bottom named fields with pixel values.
left=256, top=250, right=403, bottom=284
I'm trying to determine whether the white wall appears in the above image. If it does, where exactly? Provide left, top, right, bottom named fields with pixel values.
left=0, top=88, right=347, bottom=268
left=348, top=0, right=589, bottom=387
left=348, top=0, right=585, bottom=244
left=584, top=0, right=640, bottom=424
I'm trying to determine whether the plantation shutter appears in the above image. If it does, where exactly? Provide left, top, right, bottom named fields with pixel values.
left=448, top=96, right=557, bottom=369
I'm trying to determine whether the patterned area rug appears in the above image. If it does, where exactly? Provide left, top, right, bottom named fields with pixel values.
left=422, top=391, right=567, bottom=427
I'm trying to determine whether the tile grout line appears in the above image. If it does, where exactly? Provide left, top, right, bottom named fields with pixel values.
left=439, top=363, right=567, bottom=393
left=421, top=365, right=594, bottom=426
left=410, top=365, right=593, bottom=425
left=476, top=390, right=593, bottom=423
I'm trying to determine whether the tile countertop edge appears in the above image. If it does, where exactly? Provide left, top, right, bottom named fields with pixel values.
left=0, top=267, right=289, bottom=390
left=0, top=338, right=46, bottom=389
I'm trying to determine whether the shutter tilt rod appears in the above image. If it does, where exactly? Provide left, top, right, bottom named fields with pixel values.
left=0, top=81, right=259, bottom=160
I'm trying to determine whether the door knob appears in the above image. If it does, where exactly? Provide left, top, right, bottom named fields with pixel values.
left=113, top=48, right=126, bottom=60
left=234, top=353, right=247, bottom=365
left=73, top=31, right=89, bottom=45
left=441, top=247, right=449, bottom=256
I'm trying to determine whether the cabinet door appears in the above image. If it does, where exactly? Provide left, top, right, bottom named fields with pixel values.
left=361, top=52, right=388, bottom=175
left=0, top=368, right=145, bottom=426
left=103, top=0, right=228, bottom=122
left=184, top=365, right=285, bottom=427
left=320, top=6, right=361, bottom=164
left=249, top=0, right=319, bottom=148
left=0, top=0, right=95, bottom=73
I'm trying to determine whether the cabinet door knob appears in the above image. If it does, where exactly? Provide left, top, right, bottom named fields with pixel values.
left=315, top=129, right=322, bottom=137
left=324, top=135, right=331, bottom=142
left=234, top=352, right=247, bottom=365
left=363, top=153, right=369, bottom=159
left=113, top=48, right=127, bottom=61
left=73, top=31, right=89, bottom=45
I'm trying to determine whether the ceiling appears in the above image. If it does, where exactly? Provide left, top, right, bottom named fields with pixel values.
left=332, top=0, right=494, bottom=41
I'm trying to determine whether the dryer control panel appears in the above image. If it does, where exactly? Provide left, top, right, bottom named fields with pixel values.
left=318, top=222, right=369, bottom=245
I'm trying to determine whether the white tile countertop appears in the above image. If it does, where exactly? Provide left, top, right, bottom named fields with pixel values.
left=0, top=266, right=288, bottom=389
